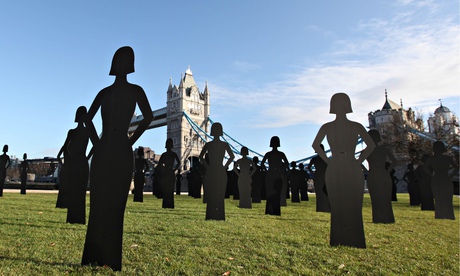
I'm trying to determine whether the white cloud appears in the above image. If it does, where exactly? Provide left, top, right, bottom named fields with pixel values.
left=213, top=1, right=459, bottom=129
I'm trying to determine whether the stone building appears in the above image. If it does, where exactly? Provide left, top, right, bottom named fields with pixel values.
left=166, top=66, right=210, bottom=170
left=427, top=101, right=459, bottom=139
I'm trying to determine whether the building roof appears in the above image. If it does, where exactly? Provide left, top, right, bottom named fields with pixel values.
left=434, top=104, right=451, bottom=114
left=382, top=90, right=402, bottom=110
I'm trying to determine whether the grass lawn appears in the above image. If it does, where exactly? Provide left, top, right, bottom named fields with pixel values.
left=0, top=192, right=458, bottom=275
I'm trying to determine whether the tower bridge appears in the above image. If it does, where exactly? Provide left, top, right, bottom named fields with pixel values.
left=129, top=67, right=366, bottom=170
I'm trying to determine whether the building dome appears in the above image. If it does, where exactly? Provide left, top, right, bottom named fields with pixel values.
left=434, top=104, right=451, bottom=114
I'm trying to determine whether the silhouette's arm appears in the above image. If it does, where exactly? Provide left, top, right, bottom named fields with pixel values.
left=356, top=124, right=375, bottom=164
left=57, top=130, right=72, bottom=165
left=261, top=153, right=268, bottom=169
left=448, top=157, right=458, bottom=180
left=130, top=87, right=153, bottom=146
left=233, top=160, right=240, bottom=176
left=86, top=92, right=102, bottom=147
left=224, top=143, right=235, bottom=169
left=384, top=147, right=397, bottom=173
left=173, top=153, right=180, bottom=172
left=249, top=161, right=256, bottom=176
left=199, top=144, right=209, bottom=169
left=312, top=125, right=329, bottom=164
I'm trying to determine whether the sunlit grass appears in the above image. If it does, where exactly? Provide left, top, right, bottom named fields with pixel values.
left=0, top=192, right=458, bottom=275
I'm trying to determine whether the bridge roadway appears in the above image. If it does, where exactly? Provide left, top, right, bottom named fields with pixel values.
left=128, top=107, right=167, bottom=133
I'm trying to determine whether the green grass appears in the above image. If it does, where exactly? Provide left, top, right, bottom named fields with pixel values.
left=0, top=192, right=458, bottom=275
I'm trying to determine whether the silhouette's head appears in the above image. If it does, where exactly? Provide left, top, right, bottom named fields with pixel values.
left=23, top=153, right=27, bottom=160
left=2, top=145, right=8, bottom=153
left=109, top=46, right=135, bottom=76
left=165, top=138, right=174, bottom=149
left=253, top=156, right=259, bottom=164
left=270, top=136, right=280, bottom=148
left=211, top=123, right=223, bottom=137
left=330, top=93, right=352, bottom=114
left=368, top=129, right=381, bottom=143
left=137, top=147, right=144, bottom=158
left=433, top=141, right=446, bottom=154
left=290, top=161, right=296, bottom=168
left=299, top=163, right=304, bottom=170
left=75, top=106, right=87, bottom=123
left=240, top=147, right=249, bottom=156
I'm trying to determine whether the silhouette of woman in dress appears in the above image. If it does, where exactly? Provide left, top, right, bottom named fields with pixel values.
left=262, top=136, right=289, bottom=216
left=57, top=106, right=90, bottom=224
left=0, top=145, right=11, bottom=197
left=199, top=122, right=235, bottom=220
left=424, top=141, right=458, bottom=220
left=20, top=153, right=29, bottom=195
left=417, top=154, right=434, bottom=210
left=403, top=163, right=420, bottom=206
left=312, top=93, right=375, bottom=248
left=133, top=147, right=149, bottom=202
left=308, top=144, right=330, bottom=212
left=366, top=129, right=396, bottom=223
left=81, top=46, right=153, bottom=271
left=157, top=138, right=180, bottom=208
left=234, top=147, right=256, bottom=208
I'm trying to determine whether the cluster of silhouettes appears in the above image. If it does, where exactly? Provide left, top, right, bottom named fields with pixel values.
left=0, top=146, right=29, bottom=196
left=1, top=46, right=457, bottom=272
left=403, top=141, right=458, bottom=220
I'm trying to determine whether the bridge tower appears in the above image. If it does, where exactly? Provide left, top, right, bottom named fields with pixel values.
left=166, top=67, right=210, bottom=170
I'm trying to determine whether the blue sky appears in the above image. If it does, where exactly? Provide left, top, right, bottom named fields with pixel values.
left=0, top=0, right=458, bottom=162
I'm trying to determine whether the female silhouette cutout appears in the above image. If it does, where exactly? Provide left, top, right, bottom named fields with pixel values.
left=157, top=139, right=180, bottom=208
left=20, top=153, right=29, bottom=195
left=56, top=131, right=71, bottom=208
left=234, top=147, right=256, bottom=208
left=403, top=163, right=420, bottom=206
left=366, top=129, right=396, bottom=223
left=57, top=106, right=90, bottom=224
left=312, top=93, right=375, bottom=248
left=417, top=154, right=434, bottom=210
left=261, top=136, right=289, bottom=216
left=133, top=147, right=149, bottom=202
left=308, top=144, right=330, bottom=212
left=424, top=141, right=458, bottom=220
left=81, top=46, right=153, bottom=271
left=199, top=122, right=235, bottom=220
left=0, top=145, right=11, bottom=197
left=288, top=162, right=302, bottom=203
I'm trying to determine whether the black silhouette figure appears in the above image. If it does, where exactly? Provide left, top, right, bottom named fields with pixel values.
left=388, top=162, right=398, bottom=201
left=403, top=163, right=421, bottom=206
left=151, top=166, right=163, bottom=199
left=56, top=136, right=71, bottom=208
left=298, top=163, right=310, bottom=201
left=424, top=141, right=458, bottom=220
left=157, top=139, right=180, bottom=208
left=175, top=171, right=183, bottom=195
left=251, top=156, right=265, bottom=203
left=308, top=144, right=330, bottom=212
left=187, top=164, right=202, bottom=198
left=81, top=46, right=153, bottom=271
left=133, top=147, right=149, bottom=202
left=0, top=145, right=11, bottom=197
left=234, top=147, right=256, bottom=208
left=262, top=136, right=289, bottom=216
left=199, top=123, right=235, bottom=220
left=417, top=154, right=435, bottom=210
left=312, top=93, right=375, bottom=248
left=366, top=130, right=396, bottom=223
left=288, top=162, right=302, bottom=203
left=20, top=153, right=29, bottom=195
left=57, top=106, right=90, bottom=224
